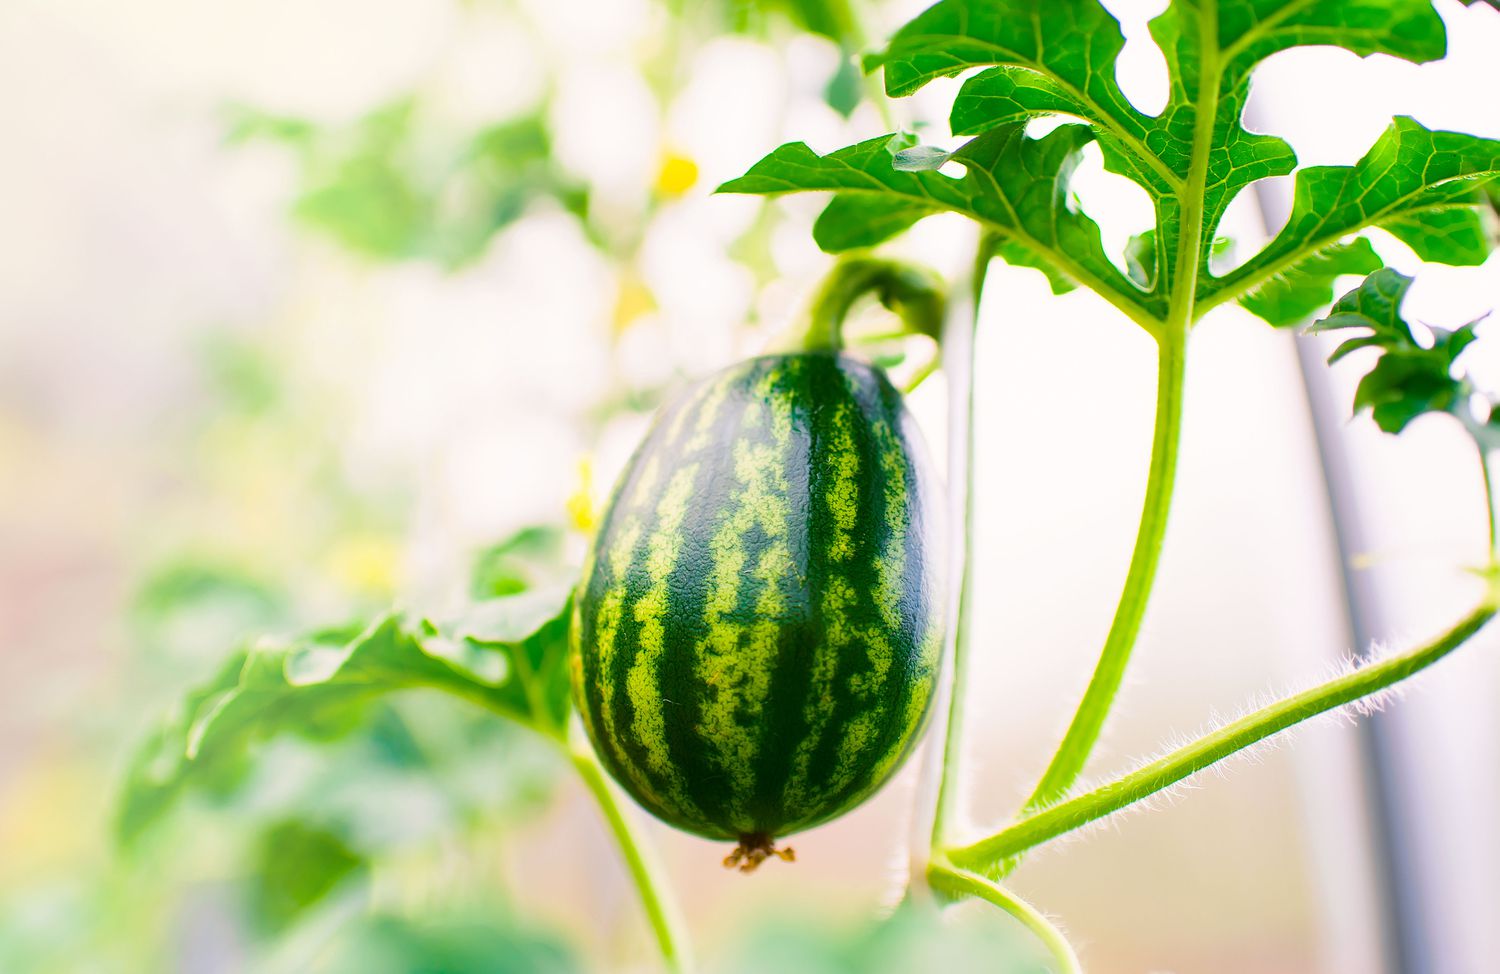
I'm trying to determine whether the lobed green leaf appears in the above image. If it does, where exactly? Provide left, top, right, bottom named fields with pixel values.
left=720, top=127, right=1159, bottom=325
left=865, top=0, right=1454, bottom=304
left=733, top=0, right=1499, bottom=332
left=1211, top=118, right=1500, bottom=318
left=1238, top=237, right=1383, bottom=328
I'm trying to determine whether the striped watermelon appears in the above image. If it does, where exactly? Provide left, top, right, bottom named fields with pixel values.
left=571, top=352, right=945, bottom=864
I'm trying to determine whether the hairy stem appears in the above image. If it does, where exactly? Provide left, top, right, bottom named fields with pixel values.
left=1020, top=330, right=1187, bottom=812
left=947, top=602, right=1497, bottom=873
left=930, top=236, right=995, bottom=846
left=1011, top=0, right=1212, bottom=814
left=569, top=743, right=692, bottom=974
left=928, top=860, right=1081, bottom=974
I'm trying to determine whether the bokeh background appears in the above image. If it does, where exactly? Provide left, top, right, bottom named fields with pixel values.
left=2, top=0, right=1499, bottom=971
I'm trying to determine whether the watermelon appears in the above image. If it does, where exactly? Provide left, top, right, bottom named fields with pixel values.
left=571, top=352, right=945, bottom=865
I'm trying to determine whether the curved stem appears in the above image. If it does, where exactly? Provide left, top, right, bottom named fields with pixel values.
left=930, top=236, right=995, bottom=846
left=789, top=256, right=946, bottom=352
left=947, top=601, right=1497, bottom=873
left=569, top=743, right=692, bottom=974
left=928, top=859, right=1081, bottom=974
left=1020, top=329, right=1187, bottom=812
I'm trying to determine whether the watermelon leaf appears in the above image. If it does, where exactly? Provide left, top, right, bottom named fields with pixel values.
left=1310, top=267, right=1493, bottom=441
left=116, top=585, right=574, bottom=845
left=721, top=0, right=1500, bottom=330
left=721, top=125, right=1160, bottom=329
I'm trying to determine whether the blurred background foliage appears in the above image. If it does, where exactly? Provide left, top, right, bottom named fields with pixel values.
left=0, top=0, right=963, bottom=971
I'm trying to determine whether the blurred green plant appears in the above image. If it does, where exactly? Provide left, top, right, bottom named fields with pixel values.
left=248, top=820, right=367, bottom=935
left=295, top=911, right=581, bottom=974
left=229, top=101, right=589, bottom=268
left=711, top=901, right=1036, bottom=974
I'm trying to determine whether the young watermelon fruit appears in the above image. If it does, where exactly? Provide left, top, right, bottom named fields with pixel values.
left=571, top=351, right=945, bottom=869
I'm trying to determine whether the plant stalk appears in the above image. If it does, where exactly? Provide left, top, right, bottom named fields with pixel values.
left=787, top=256, right=946, bottom=353
left=929, top=236, right=994, bottom=847
left=1019, top=329, right=1188, bottom=813
left=928, top=859, right=1081, bottom=974
left=947, top=601, right=1497, bottom=873
left=569, top=743, right=692, bottom=974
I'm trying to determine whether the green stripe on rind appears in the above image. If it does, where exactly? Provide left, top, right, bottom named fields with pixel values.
left=573, top=352, right=944, bottom=841
left=693, top=365, right=797, bottom=831
left=575, top=390, right=712, bottom=828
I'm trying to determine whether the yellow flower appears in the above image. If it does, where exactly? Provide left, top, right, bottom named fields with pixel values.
left=325, top=534, right=400, bottom=597
left=654, top=151, right=699, bottom=199
left=567, top=456, right=597, bottom=534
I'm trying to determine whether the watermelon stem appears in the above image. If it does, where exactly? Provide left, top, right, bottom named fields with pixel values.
left=1016, top=325, right=1188, bottom=816
left=724, top=833, right=796, bottom=873
left=569, top=743, right=694, bottom=972
left=928, top=859, right=1082, bottom=974
left=789, top=255, right=946, bottom=353
left=925, top=231, right=994, bottom=852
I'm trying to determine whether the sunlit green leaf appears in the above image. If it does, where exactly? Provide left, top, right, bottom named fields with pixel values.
left=720, top=125, right=1154, bottom=323
left=812, top=195, right=931, bottom=252
left=869, top=0, right=1454, bottom=296
left=823, top=54, right=863, bottom=118
left=133, top=559, right=287, bottom=632
left=1216, top=118, right=1500, bottom=315
left=992, top=238, right=1077, bottom=295
left=730, top=0, right=1498, bottom=333
left=1238, top=237, right=1382, bottom=328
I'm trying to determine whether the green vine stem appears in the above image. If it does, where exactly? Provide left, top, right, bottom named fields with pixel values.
left=928, top=859, right=1081, bottom=974
left=946, top=600, right=1498, bottom=875
left=1019, top=328, right=1188, bottom=813
left=929, top=235, right=995, bottom=847
left=568, top=739, right=692, bottom=974
left=784, top=255, right=946, bottom=353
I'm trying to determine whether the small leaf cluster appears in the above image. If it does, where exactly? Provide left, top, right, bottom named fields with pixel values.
left=1312, top=268, right=1496, bottom=445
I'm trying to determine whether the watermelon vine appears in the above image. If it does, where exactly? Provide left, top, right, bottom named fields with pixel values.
left=112, top=1, right=1500, bottom=972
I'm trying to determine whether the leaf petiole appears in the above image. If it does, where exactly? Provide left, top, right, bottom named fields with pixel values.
left=1018, top=326, right=1187, bottom=815
left=784, top=255, right=947, bottom=353
left=928, top=233, right=994, bottom=847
